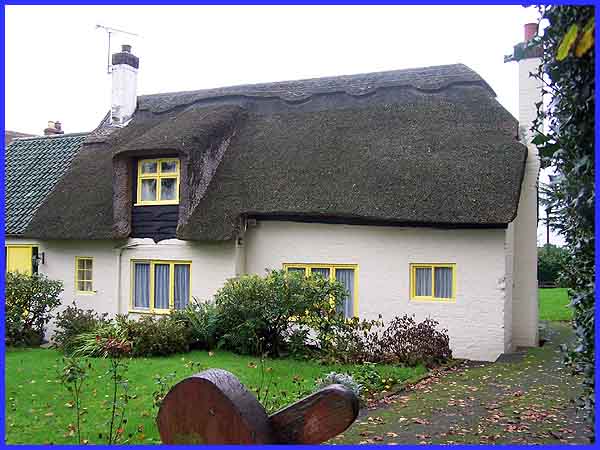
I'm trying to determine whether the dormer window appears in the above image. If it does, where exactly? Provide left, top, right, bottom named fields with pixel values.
left=135, top=158, right=180, bottom=206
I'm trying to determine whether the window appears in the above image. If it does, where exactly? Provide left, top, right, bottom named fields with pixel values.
left=6, top=245, right=37, bottom=275
left=410, top=263, right=455, bottom=301
left=75, top=257, right=94, bottom=294
left=136, top=158, right=180, bottom=205
left=283, top=263, right=358, bottom=318
left=131, top=260, right=191, bottom=313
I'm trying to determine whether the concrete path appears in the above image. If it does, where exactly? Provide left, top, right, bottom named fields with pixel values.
left=334, top=322, right=593, bottom=444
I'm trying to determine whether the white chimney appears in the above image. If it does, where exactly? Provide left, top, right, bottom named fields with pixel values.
left=111, top=44, right=139, bottom=126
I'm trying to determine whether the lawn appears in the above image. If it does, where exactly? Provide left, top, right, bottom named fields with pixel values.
left=539, top=287, right=572, bottom=321
left=5, top=347, right=425, bottom=445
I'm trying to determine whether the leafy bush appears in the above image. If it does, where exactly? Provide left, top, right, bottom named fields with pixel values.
left=532, top=5, right=594, bottom=424
left=125, top=315, right=189, bottom=357
left=72, top=314, right=189, bottom=358
left=314, top=315, right=384, bottom=364
left=347, top=362, right=400, bottom=397
left=538, top=244, right=569, bottom=287
left=215, top=270, right=346, bottom=356
left=5, top=272, right=63, bottom=347
left=378, top=315, right=452, bottom=368
left=170, top=298, right=219, bottom=350
left=53, top=302, right=109, bottom=354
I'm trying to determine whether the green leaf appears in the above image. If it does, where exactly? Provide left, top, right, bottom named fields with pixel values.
left=575, top=17, right=594, bottom=57
left=556, top=24, right=579, bottom=61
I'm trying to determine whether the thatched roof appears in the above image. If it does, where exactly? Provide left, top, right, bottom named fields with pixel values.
left=24, top=64, right=526, bottom=241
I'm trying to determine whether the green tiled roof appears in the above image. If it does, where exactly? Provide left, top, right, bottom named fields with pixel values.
left=5, top=133, right=88, bottom=235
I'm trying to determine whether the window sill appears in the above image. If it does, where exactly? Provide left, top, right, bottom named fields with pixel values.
left=410, top=297, right=456, bottom=303
left=76, top=291, right=96, bottom=296
left=134, top=201, right=179, bottom=207
left=128, top=308, right=172, bottom=315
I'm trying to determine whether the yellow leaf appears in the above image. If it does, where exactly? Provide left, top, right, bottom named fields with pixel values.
left=44, top=412, right=54, bottom=417
left=557, top=24, right=580, bottom=61
left=575, top=18, right=595, bottom=57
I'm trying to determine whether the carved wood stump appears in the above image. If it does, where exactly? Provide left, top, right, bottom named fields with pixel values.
left=157, top=368, right=359, bottom=444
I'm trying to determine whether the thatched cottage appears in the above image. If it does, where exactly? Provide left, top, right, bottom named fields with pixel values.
left=5, top=25, right=541, bottom=361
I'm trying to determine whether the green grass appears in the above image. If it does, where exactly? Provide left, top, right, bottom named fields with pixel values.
left=5, top=348, right=425, bottom=445
left=539, top=287, right=573, bottom=321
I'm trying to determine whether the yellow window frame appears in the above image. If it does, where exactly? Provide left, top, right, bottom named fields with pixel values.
left=410, top=263, right=456, bottom=302
left=135, top=158, right=180, bottom=206
left=130, top=259, right=192, bottom=314
left=5, top=245, right=37, bottom=275
left=282, top=263, right=359, bottom=317
left=75, top=256, right=95, bottom=294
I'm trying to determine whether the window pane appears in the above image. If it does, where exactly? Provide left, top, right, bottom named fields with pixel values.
left=161, top=160, right=177, bottom=173
left=287, top=267, right=306, bottom=275
left=415, top=268, right=432, bottom=296
left=311, top=267, right=330, bottom=279
left=154, top=264, right=170, bottom=309
left=77, top=280, right=86, bottom=291
left=141, top=161, right=157, bottom=174
left=434, top=267, right=453, bottom=298
left=77, top=259, right=85, bottom=270
left=174, top=265, right=190, bottom=310
left=83, top=281, right=93, bottom=292
left=134, top=263, right=150, bottom=308
left=335, top=269, right=355, bottom=318
left=141, top=179, right=157, bottom=201
left=160, top=178, right=177, bottom=201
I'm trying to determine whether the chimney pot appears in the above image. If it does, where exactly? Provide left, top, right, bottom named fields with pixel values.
left=44, top=120, right=64, bottom=136
left=524, top=23, right=538, bottom=42
left=121, top=44, right=131, bottom=53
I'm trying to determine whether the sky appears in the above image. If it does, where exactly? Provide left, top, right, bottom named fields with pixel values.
left=4, top=5, right=561, bottom=245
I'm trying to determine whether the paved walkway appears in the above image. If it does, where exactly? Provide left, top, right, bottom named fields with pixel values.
left=334, top=322, right=593, bottom=444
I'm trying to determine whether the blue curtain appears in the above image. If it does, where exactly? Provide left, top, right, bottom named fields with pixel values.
left=335, top=269, right=354, bottom=318
left=174, top=264, right=190, bottom=310
left=434, top=267, right=453, bottom=298
left=311, top=267, right=330, bottom=279
left=154, top=264, right=170, bottom=309
left=134, top=263, right=150, bottom=308
left=415, top=268, right=432, bottom=296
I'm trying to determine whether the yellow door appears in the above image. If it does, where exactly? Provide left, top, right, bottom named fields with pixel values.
left=6, top=246, right=33, bottom=275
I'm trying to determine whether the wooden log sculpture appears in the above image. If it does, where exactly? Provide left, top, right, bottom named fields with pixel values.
left=157, top=368, right=359, bottom=444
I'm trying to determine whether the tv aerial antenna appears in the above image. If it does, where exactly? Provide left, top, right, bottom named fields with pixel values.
left=96, top=24, right=139, bottom=74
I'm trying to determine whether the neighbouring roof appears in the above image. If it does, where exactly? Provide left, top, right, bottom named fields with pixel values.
left=23, top=63, right=527, bottom=241
left=5, top=130, right=37, bottom=147
left=5, top=133, right=88, bottom=235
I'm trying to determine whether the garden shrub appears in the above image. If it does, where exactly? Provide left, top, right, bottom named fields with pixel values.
left=170, top=298, right=219, bottom=350
left=215, top=270, right=346, bottom=356
left=73, top=314, right=189, bottom=358
left=532, top=5, right=594, bottom=424
left=53, top=302, right=109, bottom=354
left=378, top=315, right=452, bottom=368
left=5, top=272, right=63, bottom=347
left=125, top=315, right=189, bottom=357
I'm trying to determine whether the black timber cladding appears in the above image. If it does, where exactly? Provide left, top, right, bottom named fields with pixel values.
left=130, top=157, right=178, bottom=242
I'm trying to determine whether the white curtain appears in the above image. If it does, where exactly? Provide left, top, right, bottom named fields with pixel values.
left=134, top=263, right=150, bottom=308
left=174, top=264, right=190, bottom=310
left=154, top=264, right=170, bottom=309
left=434, top=267, right=453, bottom=298
left=335, top=269, right=354, bottom=318
left=415, top=268, right=432, bottom=296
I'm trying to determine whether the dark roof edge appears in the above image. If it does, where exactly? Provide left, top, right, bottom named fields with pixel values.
left=244, top=213, right=510, bottom=230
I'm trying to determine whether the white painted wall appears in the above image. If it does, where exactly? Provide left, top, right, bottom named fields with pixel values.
left=5, top=237, right=119, bottom=337
left=512, top=56, right=541, bottom=347
left=244, top=221, right=510, bottom=361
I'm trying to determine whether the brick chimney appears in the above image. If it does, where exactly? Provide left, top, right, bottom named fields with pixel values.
left=44, top=120, right=64, bottom=136
left=111, top=44, right=139, bottom=126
